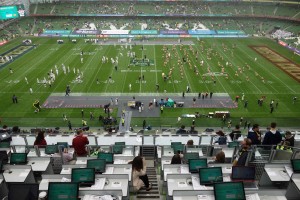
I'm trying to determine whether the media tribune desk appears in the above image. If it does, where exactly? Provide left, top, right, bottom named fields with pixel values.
left=172, top=189, right=287, bottom=200
left=39, top=174, right=129, bottom=199
left=2, top=165, right=35, bottom=183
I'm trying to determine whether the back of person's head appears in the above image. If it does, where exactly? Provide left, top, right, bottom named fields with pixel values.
left=285, top=131, right=292, bottom=139
left=2, top=125, right=8, bottom=129
left=235, top=125, right=240, bottom=130
left=181, top=125, right=185, bottom=130
left=252, top=124, right=259, bottom=130
left=77, top=129, right=83, bottom=135
left=171, top=154, right=182, bottom=164
left=215, top=151, right=225, bottom=163
left=270, top=122, right=277, bottom=129
left=187, top=140, right=194, bottom=146
left=216, top=130, right=225, bottom=136
left=242, top=138, right=252, bottom=148
left=132, top=156, right=143, bottom=171
left=35, top=130, right=45, bottom=143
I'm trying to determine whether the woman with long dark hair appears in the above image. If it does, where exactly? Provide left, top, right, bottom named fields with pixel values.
left=34, top=130, right=47, bottom=147
left=131, top=156, right=152, bottom=191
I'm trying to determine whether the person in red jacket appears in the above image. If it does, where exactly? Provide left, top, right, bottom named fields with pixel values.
left=72, top=129, right=89, bottom=157
left=34, top=130, right=47, bottom=147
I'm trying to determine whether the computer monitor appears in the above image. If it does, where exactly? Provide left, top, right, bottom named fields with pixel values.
left=189, top=158, right=208, bottom=173
left=0, top=159, right=3, bottom=172
left=0, top=150, right=8, bottom=164
left=71, top=168, right=95, bottom=187
left=171, top=142, right=182, bottom=148
left=87, top=159, right=106, bottom=174
left=98, top=152, right=114, bottom=164
left=115, top=142, right=125, bottom=145
left=10, top=153, right=27, bottom=165
left=231, top=166, right=255, bottom=181
left=45, top=145, right=58, bottom=154
left=199, top=167, right=223, bottom=185
left=0, top=141, right=10, bottom=148
left=48, top=182, right=79, bottom=200
left=57, top=142, right=68, bottom=149
left=8, top=183, right=39, bottom=200
left=0, top=132, right=11, bottom=141
left=183, top=152, right=200, bottom=163
left=214, top=182, right=246, bottom=200
left=291, top=159, right=300, bottom=173
left=228, top=141, right=240, bottom=148
left=172, top=144, right=184, bottom=154
left=112, top=145, right=125, bottom=154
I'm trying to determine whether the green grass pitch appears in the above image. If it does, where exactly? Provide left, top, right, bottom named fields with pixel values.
left=0, top=37, right=300, bottom=128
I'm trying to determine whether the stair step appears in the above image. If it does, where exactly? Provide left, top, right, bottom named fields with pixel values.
left=138, top=190, right=159, bottom=194
left=140, top=186, right=158, bottom=190
left=137, top=195, right=160, bottom=198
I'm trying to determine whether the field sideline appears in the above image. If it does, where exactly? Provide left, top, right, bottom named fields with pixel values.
left=0, top=37, right=300, bottom=128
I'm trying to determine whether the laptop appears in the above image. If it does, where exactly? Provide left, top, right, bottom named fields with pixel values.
left=10, top=153, right=28, bottom=165
left=199, top=167, right=223, bottom=186
left=231, top=166, right=256, bottom=188
left=0, top=132, right=11, bottom=141
left=214, top=182, right=246, bottom=200
left=45, top=145, right=58, bottom=154
left=291, top=159, right=300, bottom=173
left=8, top=183, right=39, bottom=200
left=189, top=158, right=207, bottom=173
left=87, top=159, right=106, bottom=174
left=112, top=145, right=124, bottom=154
left=0, top=159, right=3, bottom=173
left=0, top=150, right=8, bottom=164
left=228, top=141, right=240, bottom=148
left=48, top=182, right=79, bottom=200
left=71, top=168, right=95, bottom=187
left=183, top=152, right=200, bottom=164
left=98, top=152, right=114, bottom=164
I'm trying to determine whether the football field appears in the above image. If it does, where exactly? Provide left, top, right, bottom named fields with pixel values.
left=0, top=37, right=300, bottom=128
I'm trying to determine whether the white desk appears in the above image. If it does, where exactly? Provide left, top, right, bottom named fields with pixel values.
left=2, top=165, right=35, bottom=183
left=60, top=164, right=132, bottom=181
left=259, top=164, right=291, bottom=187
left=27, top=157, right=52, bottom=173
left=286, top=173, right=300, bottom=199
left=39, top=174, right=129, bottom=197
left=172, top=190, right=287, bottom=200
left=265, top=167, right=290, bottom=182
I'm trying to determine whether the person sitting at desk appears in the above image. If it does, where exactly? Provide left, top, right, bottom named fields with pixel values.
left=214, top=130, right=227, bottom=145
left=247, top=124, right=261, bottom=145
left=283, top=131, right=294, bottom=147
left=209, top=151, right=225, bottom=164
left=72, top=129, right=89, bottom=157
left=276, top=141, right=292, bottom=152
left=262, top=122, right=282, bottom=146
left=171, top=153, right=182, bottom=164
left=186, top=140, right=194, bottom=147
left=229, top=125, right=241, bottom=141
left=176, top=125, right=187, bottom=134
left=233, top=138, right=252, bottom=166
left=62, top=148, right=76, bottom=164
left=131, top=156, right=152, bottom=191
left=34, top=130, right=47, bottom=147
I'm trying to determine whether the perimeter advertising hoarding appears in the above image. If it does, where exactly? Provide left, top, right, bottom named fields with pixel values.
left=160, top=30, right=188, bottom=35
left=216, top=30, right=245, bottom=35
left=188, top=30, right=216, bottom=35
left=101, top=30, right=130, bottom=35
left=131, top=30, right=158, bottom=35
left=72, top=30, right=101, bottom=35
left=43, top=30, right=71, bottom=34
